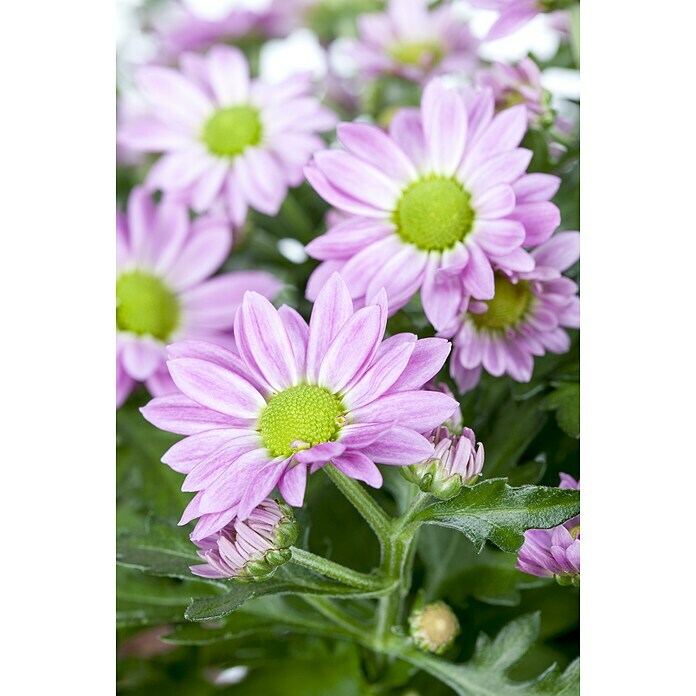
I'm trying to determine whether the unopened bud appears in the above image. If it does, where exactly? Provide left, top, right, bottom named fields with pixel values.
left=409, top=601, right=460, bottom=654
left=190, top=499, right=298, bottom=581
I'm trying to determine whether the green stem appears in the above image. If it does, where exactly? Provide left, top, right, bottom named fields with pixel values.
left=301, top=596, right=366, bottom=639
left=290, top=547, right=387, bottom=592
left=324, top=464, right=392, bottom=541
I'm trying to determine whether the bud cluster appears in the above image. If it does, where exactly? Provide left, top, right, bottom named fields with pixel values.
left=190, top=499, right=298, bottom=581
left=402, top=425, right=485, bottom=499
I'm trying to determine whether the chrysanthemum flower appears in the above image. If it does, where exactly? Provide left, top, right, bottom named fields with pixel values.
left=516, top=473, right=579, bottom=585
left=142, top=273, right=457, bottom=540
left=450, top=231, right=579, bottom=392
left=347, top=0, right=479, bottom=84
left=190, top=498, right=298, bottom=580
left=117, top=45, right=336, bottom=225
left=116, top=186, right=281, bottom=407
left=154, top=0, right=316, bottom=61
left=476, top=58, right=555, bottom=129
left=305, top=79, right=560, bottom=334
left=403, top=425, right=485, bottom=499
left=469, top=0, right=547, bottom=40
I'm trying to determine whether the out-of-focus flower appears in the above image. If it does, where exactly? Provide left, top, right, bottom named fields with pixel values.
left=469, top=0, right=561, bottom=41
left=516, top=473, right=579, bottom=585
left=305, top=79, right=559, bottom=334
left=409, top=600, right=460, bottom=654
left=118, top=45, right=336, bottom=225
left=403, top=425, right=484, bottom=499
left=451, top=231, right=579, bottom=392
left=346, top=0, right=479, bottom=84
left=476, top=57, right=555, bottom=129
left=116, top=186, right=281, bottom=407
left=154, top=0, right=318, bottom=62
left=142, top=273, right=457, bottom=540
left=190, top=498, right=298, bottom=580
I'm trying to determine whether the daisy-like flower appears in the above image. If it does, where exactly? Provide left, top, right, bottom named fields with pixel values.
left=347, top=0, right=479, bottom=84
left=305, top=79, right=560, bottom=334
left=403, top=425, right=484, bottom=499
left=142, top=273, right=457, bottom=540
left=476, top=58, right=555, bottom=129
left=190, top=498, right=298, bottom=580
left=516, top=473, right=579, bottom=585
left=117, top=45, right=336, bottom=226
left=154, top=0, right=317, bottom=62
left=450, top=231, right=579, bottom=392
left=116, top=186, right=281, bottom=407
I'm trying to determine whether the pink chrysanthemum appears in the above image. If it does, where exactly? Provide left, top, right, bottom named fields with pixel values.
left=476, top=58, right=555, bottom=129
left=450, top=231, right=579, bottom=392
left=117, top=45, right=336, bottom=225
left=154, top=0, right=317, bottom=61
left=347, top=0, right=479, bottom=84
left=116, top=186, right=281, bottom=407
left=469, top=0, right=546, bottom=40
left=516, top=473, right=579, bottom=584
left=191, top=498, right=298, bottom=580
left=305, top=79, right=560, bottom=334
left=142, top=273, right=457, bottom=541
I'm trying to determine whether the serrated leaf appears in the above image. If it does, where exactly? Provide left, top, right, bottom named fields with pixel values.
left=542, top=383, right=580, bottom=439
left=415, top=479, right=580, bottom=552
left=116, top=517, right=212, bottom=582
left=391, top=613, right=579, bottom=696
left=185, top=563, right=391, bottom=621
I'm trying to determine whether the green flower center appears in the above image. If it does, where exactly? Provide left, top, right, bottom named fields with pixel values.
left=568, top=525, right=580, bottom=540
left=389, top=41, right=444, bottom=67
left=116, top=271, right=180, bottom=340
left=471, top=273, right=533, bottom=331
left=394, top=178, right=474, bottom=252
left=258, top=385, right=346, bottom=458
left=202, top=105, right=262, bottom=157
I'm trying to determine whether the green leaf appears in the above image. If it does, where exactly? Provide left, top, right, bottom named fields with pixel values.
left=117, top=517, right=212, bottom=582
left=415, top=479, right=580, bottom=552
left=185, top=562, right=391, bottom=621
left=542, top=383, right=580, bottom=439
left=165, top=596, right=341, bottom=645
left=391, top=613, right=579, bottom=696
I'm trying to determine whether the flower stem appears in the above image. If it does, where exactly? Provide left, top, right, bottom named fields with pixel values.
left=290, top=547, right=387, bottom=591
left=324, top=464, right=393, bottom=542
left=301, top=596, right=367, bottom=639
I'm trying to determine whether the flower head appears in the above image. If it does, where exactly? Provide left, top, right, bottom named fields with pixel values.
left=142, top=273, right=457, bottom=540
left=476, top=58, right=555, bottom=129
left=116, top=186, right=281, bottom=407
left=409, top=600, right=460, bottom=654
left=190, top=498, right=298, bottom=580
left=516, top=473, right=579, bottom=584
left=305, top=79, right=560, bottom=334
left=403, top=426, right=484, bottom=499
left=118, top=45, right=336, bottom=225
left=347, top=0, right=479, bottom=84
left=450, top=231, right=579, bottom=392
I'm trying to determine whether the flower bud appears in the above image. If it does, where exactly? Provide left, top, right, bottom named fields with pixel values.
left=409, top=601, right=460, bottom=654
left=402, top=426, right=485, bottom=499
left=190, top=499, right=298, bottom=581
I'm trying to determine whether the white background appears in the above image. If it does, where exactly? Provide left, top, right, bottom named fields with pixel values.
left=0, top=0, right=694, bottom=692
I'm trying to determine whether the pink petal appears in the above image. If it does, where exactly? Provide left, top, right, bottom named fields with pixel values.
left=141, top=393, right=243, bottom=435
left=332, top=452, right=383, bottom=488
left=278, top=463, right=307, bottom=507
left=421, top=79, right=467, bottom=176
left=352, top=390, right=458, bottom=432
left=306, top=272, right=354, bottom=382
left=167, top=357, right=265, bottom=418
left=361, top=427, right=434, bottom=466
